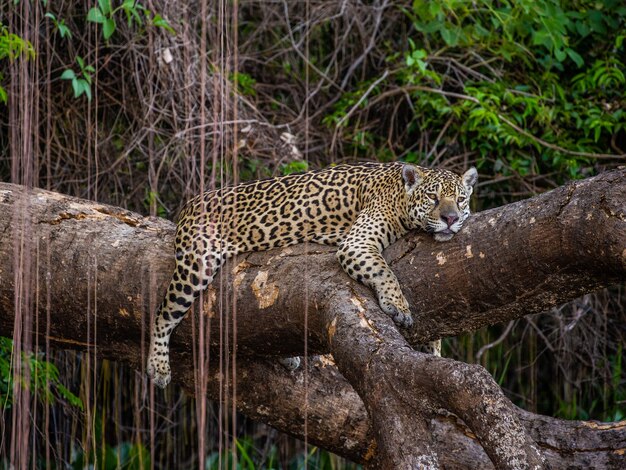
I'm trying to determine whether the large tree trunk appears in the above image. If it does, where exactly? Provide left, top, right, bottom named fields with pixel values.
left=0, top=169, right=625, bottom=468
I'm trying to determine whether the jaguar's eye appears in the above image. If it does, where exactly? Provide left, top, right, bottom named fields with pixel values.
left=427, top=193, right=439, bottom=204
left=457, top=196, right=466, bottom=205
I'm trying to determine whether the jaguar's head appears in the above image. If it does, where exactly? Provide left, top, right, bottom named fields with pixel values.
left=402, top=164, right=478, bottom=242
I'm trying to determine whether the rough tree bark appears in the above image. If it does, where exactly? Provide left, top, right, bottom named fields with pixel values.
left=0, top=169, right=625, bottom=468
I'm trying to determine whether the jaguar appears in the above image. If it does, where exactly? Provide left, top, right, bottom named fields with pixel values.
left=147, top=161, right=477, bottom=388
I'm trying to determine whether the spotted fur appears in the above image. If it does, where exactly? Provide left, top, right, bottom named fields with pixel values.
left=147, top=162, right=477, bottom=387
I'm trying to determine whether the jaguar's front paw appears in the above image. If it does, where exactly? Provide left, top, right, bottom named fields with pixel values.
left=147, top=354, right=171, bottom=389
left=390, top=308, right=414, bottom=329
left=379, top=299, right=414, bottom=329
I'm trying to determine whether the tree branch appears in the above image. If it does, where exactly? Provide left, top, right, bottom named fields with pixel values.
left=0, top=168, right=624, bottom=466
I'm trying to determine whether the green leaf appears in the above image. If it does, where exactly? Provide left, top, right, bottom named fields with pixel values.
left=76, top=56, right=85, bottom=70
left=81, top=80, right=92, bottom=101
left=152, top=14, right=175, bottom=34
left=532, top=29, right=551, bottom=48
left=440, top=27, right=461, bottom=46
left=103, top=18, right=116, bottom=40
left=58, top=24, right=71, bottom=39
left=0, top=85, right=7, bottom=104
left=587, top=10, right=606, bottom=34
left=575, top=20, right=590, bottom=37
left=554, top=47, right=566, bottom=62
left=60, top=69, right=75, bottom=80
left=71, top=78, right=82, bottom=98
left=129, top=7, right=143, bottom=26
left=98, top=0, right=112, bottom=16
left=566, top=48, right=584, bottom=68
left=412, top=48, right=427, bottom=60
left=87, top=7, right=106, bottom=24
left=427, top=1, right=442, bottom=18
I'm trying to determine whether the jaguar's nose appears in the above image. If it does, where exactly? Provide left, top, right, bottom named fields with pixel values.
left=441, top=214, right=459, bottom=227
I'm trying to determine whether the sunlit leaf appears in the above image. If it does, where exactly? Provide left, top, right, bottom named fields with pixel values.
left=87, top=7, right=106, bottom=24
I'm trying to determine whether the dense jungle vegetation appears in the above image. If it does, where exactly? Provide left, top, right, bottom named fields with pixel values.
left=1, top=0, right=625, bottom=468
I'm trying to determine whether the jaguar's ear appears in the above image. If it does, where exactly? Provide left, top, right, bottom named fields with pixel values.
left=402, top=165, right=424, bottom=195
left=462, top=167, right=478, bottom=189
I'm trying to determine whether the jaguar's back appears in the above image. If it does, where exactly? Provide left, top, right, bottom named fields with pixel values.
left=176, top=162, right=402, bottom=253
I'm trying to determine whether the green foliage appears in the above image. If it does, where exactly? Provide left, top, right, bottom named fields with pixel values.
left=280, top=160, right=309, bottom=175
left=87, top=0, right=175, bottom=41
left=71, top=413, right=150, bottom=470
left=61, top=56, right=95, bottom=101
left=404, top=40, right=441, bottom=85
left=72, top=441, right=151, bottom=470
left=45, top=12, right=72, bottom=39
left=451, top=308, right=626, bottom=423
left=0, top=337, right=82, bottom=410
left=43, top=3, right=174, bottom=104
left=87, top=0, right=117, bottom=40
left=144, top=188, right=167, bottom=218
left=30, top=3, right=177, bottom=105
left=231, top=71, right=257, bottom=97
left=0, top=22, right=35, bottom=104
left=406, top=0, right=608, bottom=68
left=205, top=437, right=361, bottom=470
left=0, top=23, right=35, bottom=62
left=239, top=158, right=272, bottom=181
left=321, top=89, right=361, bottom=128
left=327, top=0, right=626, bottom=195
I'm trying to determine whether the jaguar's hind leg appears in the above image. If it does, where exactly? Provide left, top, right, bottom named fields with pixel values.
left=279, top=357, right=301, bottom=371
left=147, top=249, right=220, bottom=388
left=416, top=339, right=441, bottom=357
